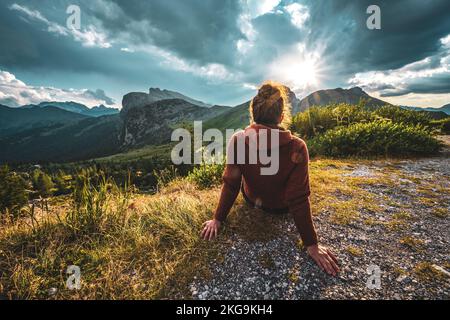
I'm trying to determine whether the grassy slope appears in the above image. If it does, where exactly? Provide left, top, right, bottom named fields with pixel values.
left=203, top=101, right=250, bottom=131
left=1, top=154, right=449, bottom=299
left=95, top=144, right=174, bottom=163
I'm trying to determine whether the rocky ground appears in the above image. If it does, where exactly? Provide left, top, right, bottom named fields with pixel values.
left=189, top=140, right=450, bottom=300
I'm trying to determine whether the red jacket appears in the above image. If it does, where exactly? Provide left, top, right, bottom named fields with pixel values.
left=214, top=123, right=318, bottom=246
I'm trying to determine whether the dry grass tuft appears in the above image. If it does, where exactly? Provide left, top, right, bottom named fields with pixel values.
left=346, top=246, right=363, bottom=257
left=413, top=262, right=449, bottom=283
left=399, top=236, right=425, bottom=252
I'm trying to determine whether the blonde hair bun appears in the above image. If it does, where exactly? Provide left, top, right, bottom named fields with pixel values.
left=250, top=81, right=292, bottom=128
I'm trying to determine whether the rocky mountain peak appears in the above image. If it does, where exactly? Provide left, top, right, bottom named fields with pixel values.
left=298, top=87, right=390, bottom=111
left=122, top=87, right=211, bottom=115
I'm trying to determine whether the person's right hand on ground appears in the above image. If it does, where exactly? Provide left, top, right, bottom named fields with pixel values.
left=201, top=219, right=221, bottom=240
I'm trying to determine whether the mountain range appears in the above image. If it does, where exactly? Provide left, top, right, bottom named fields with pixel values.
left=23, top=101, right=119, bottom=117
left=402, top=104, right=450, bottom=115
left=0, top=86, right=448, bottom=163
left=0, top=104, right=89, bottom=138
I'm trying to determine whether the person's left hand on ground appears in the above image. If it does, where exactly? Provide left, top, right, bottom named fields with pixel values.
left=307, top=244, right=340, bottom=276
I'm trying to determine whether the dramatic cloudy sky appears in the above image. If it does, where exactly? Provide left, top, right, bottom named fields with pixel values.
left=0, top=0, right=449, bottom=108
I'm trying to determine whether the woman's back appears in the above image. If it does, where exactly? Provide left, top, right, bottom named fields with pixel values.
left=229, top=123, right=309, bottom=211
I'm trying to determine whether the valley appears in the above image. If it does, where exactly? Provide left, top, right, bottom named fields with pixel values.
left=1, top=86, right=448, bottom=164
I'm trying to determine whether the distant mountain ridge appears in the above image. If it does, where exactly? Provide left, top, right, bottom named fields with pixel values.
left=0, top=104, right=89, bottom=138
left=298, top=87, right=391, bottom=111
left=0, top=114, right=121, bottom=163
left=402, top=104, right=450, bottom=115
left=22, top=101, right=120, bottom=117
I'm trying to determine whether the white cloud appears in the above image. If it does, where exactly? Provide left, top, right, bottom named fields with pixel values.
left=243, top=82, right=258, bottom=90
left=246, top=0, right=281, bottom=19
left=441, top=34, right=450, bottom=47
left=0, top=70, right=116, bottom=108
left=349, top=57, right=448, bottom=93
left=236, top=13, right=257, bottom=55
left=237, top=0, right=282, bottom=56
left=71, top=26, right=112, bottom=49
left=348, top=34, right=450, bottom=105
left=120, top=47, right=135, bottom=53
left=284, top=3, right=310, bottom=29
left=370, top=92, right=450, bottom=108
left=9, top=3, right=112, bottom=48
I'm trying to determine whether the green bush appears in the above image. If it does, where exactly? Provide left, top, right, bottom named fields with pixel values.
left=292, top=103, right=374, bottom=139
left=309, top=121, right=441, bottom=157
left=187, top=161, right=225, bottom=189
left=0, top=165, right=29, bottom=217
left=53, top=170, right=71, bottom=195
left=373, top=105, right=431, bottom=126
left=292, top=106, right=337, bottom=139
left=431, top=117, right=450, bottom=134
left=291, top=104, right=435, bottom=140
left=31, top=169, right=55, bottom=198
left=66, top=172, right=130, bottom=236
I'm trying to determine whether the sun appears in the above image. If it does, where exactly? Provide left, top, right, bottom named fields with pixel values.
left=268, top=45, right=321, bottom=94
left=285, top=58, right=318, bottom=89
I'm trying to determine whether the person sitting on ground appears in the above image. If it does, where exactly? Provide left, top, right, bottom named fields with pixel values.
left=201, top=81, right=340, bottom=276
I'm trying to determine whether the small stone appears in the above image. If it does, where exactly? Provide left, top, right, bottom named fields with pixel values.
left=432, top=264, right=450, bottom=277
left=48, top=288, right=58, bottom=296
left=396, top=275, right=407, bottom=282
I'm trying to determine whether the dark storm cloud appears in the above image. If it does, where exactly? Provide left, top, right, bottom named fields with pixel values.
left=86, top=89, right=115, bottom=105
left=89, top=0, right=244, bottom=66
left=1, top=0, right=449, bottom=106
left=380, top=75, right=450, bottom=97
left=303, top=0, right=450, bottom=76
left=4, top=0, right=449, bottom=77
left=0, top=0, right=113, bottom=73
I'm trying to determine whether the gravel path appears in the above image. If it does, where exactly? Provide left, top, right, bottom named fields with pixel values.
left=190, top=152, right=450, bottom=300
